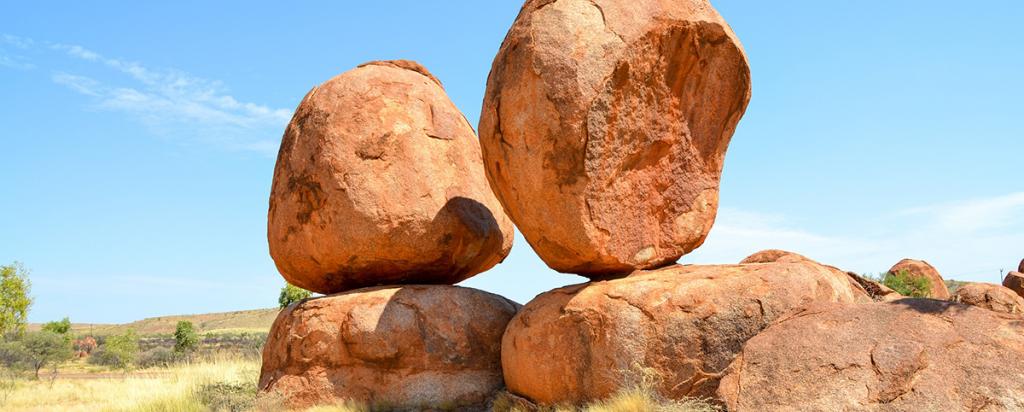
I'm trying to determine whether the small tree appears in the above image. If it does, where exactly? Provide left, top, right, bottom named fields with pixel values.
left=173, top=321, right=199, bottom=354
left=278, top=283, right=312, bottom=308
left=22, top=331, right=73, bottom=379
left=42, top=317, right=72, bottom=336
left=882, top=269, right=933, bottom=298
left=0, top=263, right=32, bottom=337
left=102, top=330, right=139, bottom=372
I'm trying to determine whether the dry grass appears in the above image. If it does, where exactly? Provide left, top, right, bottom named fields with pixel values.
left=1, top=355, right=258, bottom=411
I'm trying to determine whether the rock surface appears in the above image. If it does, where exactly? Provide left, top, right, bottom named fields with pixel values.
left=718, top=299, right=1024, bottom=411
left=479, top=0, right=752, bottom=276
left=1020, top=259, right=1024, bottom=273
left=950, top=282, right=1024, bottom=314
left=501, top=259, right=869, bottom=404
left=847, top=272, right=904, bottom=302
left=259, top=285, right=519, bottom=409
left=888, top=259, right=950, bottom=299
left=738, top=249, right=809, bottom=264
left=1004, top=271, right=1024, bottom=298
left=268, top=60, right=514, bottom=294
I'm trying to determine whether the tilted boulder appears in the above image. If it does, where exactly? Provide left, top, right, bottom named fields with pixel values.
left=718, top=300, right=1024, bottom=411
left=740, top=250, right=902, bottom=302
left=268, top=60, right=514, bottom=294
left=888, top=259, right=950, bottom=299
left=950, top=282, right=1024, bottom=314
left=847, top=272, right=904, bottom=302
left=479, top=0, right=752, bottom=277
left=501, top=259, right=869, bottom=405
left=259, top=285, right=519, bottom=409
left=1020, top=258, right=1024, bottom=273
left=1004, top=271, right=1024, bottom=298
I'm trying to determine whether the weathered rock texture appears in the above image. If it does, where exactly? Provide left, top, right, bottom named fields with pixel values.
left=951, top=282, right=1024, bottom=314
left=888, top=259, right=950, bottom=299
left=718, top=300, right=1024, bottom=411
left=501, top=259, right=870, bottom=405
left=479, top=0, right=752, bottom=276
left=847, top=272, right=903, bottom=302
left=1004, top=271, right=1024, bottom=298
left=738, top=249, right=808, bottom=264
left=1020, top=259, right=1024, bottom=273
left=268, top=60, right=514, bottom=294
left=259, top=285, right=519, bottom=409
left=740, top=250, right=903, bottom=302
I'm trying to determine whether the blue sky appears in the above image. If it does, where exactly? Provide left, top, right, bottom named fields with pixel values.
left=2, top=1, right=1022, bottom=323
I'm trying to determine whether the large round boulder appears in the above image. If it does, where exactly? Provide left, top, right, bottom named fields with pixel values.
left=1003, top=271, right=1024, bottom=298
left=501, top=259, right=869, bottom=405
left=950, top=282, right=1024, bottom=314
left=259, top=285, right=519, bottom=410
left=479, top=0, right=752, bottom=277
left=888, top=259, right=950, bottom=299
left=269, top=60, right=514, bottom=294
left=718, top=299, right=1024, bottom=411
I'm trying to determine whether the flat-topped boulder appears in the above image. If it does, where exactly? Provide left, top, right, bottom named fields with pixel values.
left=501, top=258, right=869, bottom=405
left=718, top=299, right=1024, bottom=411
left=950, top=282, right=1024, bottom=314
left=259, top=285, right=519, bottom=410
left=479, top=0, right=751, bottom=277
left=268, top=60, right=514, bottom=294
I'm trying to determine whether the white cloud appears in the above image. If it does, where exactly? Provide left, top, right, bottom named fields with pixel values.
left=690, top=194, right=1024, bottom=283
left=901, top=192, right=1024, bottom=233
left=5, top=35, right=290, bottom=156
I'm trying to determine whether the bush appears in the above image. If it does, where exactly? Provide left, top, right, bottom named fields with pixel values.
left=137, top=347, right=180, bottom=369
left=89, top=330, right=139, bottom=371
left=279, top=283, right=312, bottom=308
left=195, top=381, right=256, bottom=412
left=882, top=269, right=932, bottom=297
left=174, top=321, right=199, bottom=354
left=41, top=317, right=71, bottom=335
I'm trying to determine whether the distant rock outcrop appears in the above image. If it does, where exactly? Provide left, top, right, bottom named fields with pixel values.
left=1002, top=271, right=1024, bottom=299
left=259, top=285, right=519, bottom=410
left=888, top=259, right=950, bottom=299
left=501, top=258, right=870, bottom=404
left=267, top=61, right=513, bottom=294
left=950, top=282, right=1024, bottom=314
left=718, top=300, right=1024, bottom=411
left=479, top=0, right=752, bottom=277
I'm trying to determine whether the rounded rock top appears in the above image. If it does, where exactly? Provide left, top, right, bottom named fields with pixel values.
left=479, top=0, right=752, bottom=277
left=268, top=60, right=514, bottom=294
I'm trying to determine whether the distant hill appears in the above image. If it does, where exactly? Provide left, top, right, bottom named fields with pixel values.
left=29, top=308, right=281, bottom=336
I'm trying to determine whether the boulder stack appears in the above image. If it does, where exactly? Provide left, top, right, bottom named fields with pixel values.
left=268, top=60, right=513, bottom=295
left=887, top=259, right=950, bottom=299
left=479, top=0, right=751, bottom=277
left=718, top=300, right=1024, bottom=410
left=501, top=254, right=871, bottom=404
left=261, top=61, right=518, bottom=409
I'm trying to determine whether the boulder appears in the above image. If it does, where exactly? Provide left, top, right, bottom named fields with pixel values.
left=950, top=282, right=1024, bottom=314
left=268, top=60, right=514, bottom=294
left=739, top=250, right=903, bottom=302
left=738, top=249, right=809, bottom=264
left=479, top=0, right=752, bottom=277
left=501, top=259, right=870, bottom=405
left=1003, top=271, right=1024, bottom=298
left=259, top=285, right=519, bottom=410
left=887, top=259, right=950, bottom=299
left=1020, top=258, right=1024, bottom=273
left=718, top=299, right=1024, bottom=411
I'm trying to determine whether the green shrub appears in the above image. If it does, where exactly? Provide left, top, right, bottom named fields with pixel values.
left=882, top=269, right=932, bottom=297
left=195, top=381, right=256, bottom=412
left=0, top=263, right=32, bottom=337
left=278, top=283, right=312, bottom=308
left=41, top=317, right=71, bottom=335
left=89, top=330, right=139, bottom=371
left=174, top=321, right=199, bottom=354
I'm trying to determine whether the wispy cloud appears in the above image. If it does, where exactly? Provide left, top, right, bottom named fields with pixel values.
left=2, top=35, right=291, bottom=156
left=900, top=192, right=1024, bottom=233
left=690, top=193, right=1024, bottom=282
